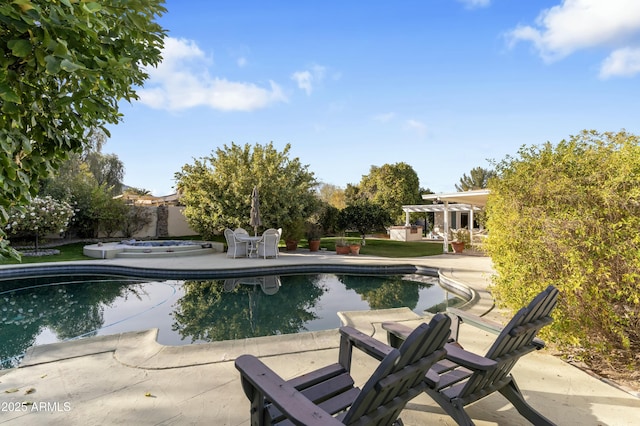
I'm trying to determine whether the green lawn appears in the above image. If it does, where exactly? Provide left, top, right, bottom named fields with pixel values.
left=0, top=242, right=94, bottom=264
left=315, top=237, right=444, bottom=257
left=0, top=236, right=445, bottom=265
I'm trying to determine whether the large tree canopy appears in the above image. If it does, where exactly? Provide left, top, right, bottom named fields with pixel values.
left=337, top=200, right=392, bottom=243
left=485, top=130, right=640, bottom=369
left=175, top=142, right=318, bottom=239
left=0, top=0, right=166, bottom=256
left=352, top=162, right=421, bottom=223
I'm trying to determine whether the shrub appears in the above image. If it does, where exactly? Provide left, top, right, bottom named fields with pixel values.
left=485, top=130, right=640, bottom=367
left=5, top=196, right=75, bottom=252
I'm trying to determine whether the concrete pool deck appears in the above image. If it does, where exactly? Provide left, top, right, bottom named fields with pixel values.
left=1, top=251, right=639, bottom=425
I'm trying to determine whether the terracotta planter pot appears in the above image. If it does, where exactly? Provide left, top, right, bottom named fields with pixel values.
left=336, top=245, right=350, bottom=255
left=309, top=239, right=321, bottom=252
left=349, top=244, right=361, bottom=255
left=451, top=241, right=465, bottom=253
left=285, top=239, right=298, bottom=251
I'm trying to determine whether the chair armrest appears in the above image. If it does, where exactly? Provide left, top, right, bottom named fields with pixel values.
left=447, top=308, right=548, bottom=350
left=446, top=307, right=505, bottom=335
left=339, top=326, right=395, bottom=361
left=444, top=343, right=497, bottom=371
left=235, top=355, right=343, bottom=426
left=381, top=321, right=414, bottom=348
left=381, top=321, right=413, bottom=339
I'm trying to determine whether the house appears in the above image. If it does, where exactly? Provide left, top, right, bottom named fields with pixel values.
left=401, top=189, right=489, bottom=252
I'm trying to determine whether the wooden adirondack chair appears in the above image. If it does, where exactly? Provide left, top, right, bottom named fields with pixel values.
left=383, top=285, right=559, bottom=426
left=235, top=313, right=451, bottom=426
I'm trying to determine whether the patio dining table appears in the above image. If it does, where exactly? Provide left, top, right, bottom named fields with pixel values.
left=235, top=234, right=262, bottom=257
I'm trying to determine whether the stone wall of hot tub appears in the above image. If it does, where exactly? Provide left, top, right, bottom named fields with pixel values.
left=83, top=240, right=224, bottom=259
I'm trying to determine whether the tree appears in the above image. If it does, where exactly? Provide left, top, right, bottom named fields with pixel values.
left=39, top=148, right=124, bottom=238
left=80, top=128, right=124, bottom=193
left=484, top=130, right=640, bottom=371
left=123, top=187, right=152, bottom=196
left=318, top=203, right=340, bottom=236
left=356, top=163, right=422, bottom=223
left=455, top=166, right=495, bottom=191
left=344, top=183, right=362, bottom=205
left=86, top=152, right=124, bottom=194
left=92, top=189, right=129, bottom=238
left=337, top=200, right=392, bottom=244
left=175, top=142, right=319, bottom=239
left=5, top=196, right=74, bottom=252
left=317, top=183, right=346, bottom=209
left=121, top=205, right=153, bottom=238
left=0, top=1, right=166, bottom=258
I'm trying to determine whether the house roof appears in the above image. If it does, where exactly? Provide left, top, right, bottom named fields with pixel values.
left=402, top=204, right=482, bottom=213
left=401, top=189, right=490, bottom=214
left=421, top=189, right=490, bottom=207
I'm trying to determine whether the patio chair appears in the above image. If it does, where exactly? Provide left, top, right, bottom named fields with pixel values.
left=382, top=285, right=559, bottom=426
left=234, top=227, right=249, bottom=236
left=256, top=228, right=280, bottom=258
left=224, top=228, right=249, bottom=258
left=235, top=313, right=451, bottom=426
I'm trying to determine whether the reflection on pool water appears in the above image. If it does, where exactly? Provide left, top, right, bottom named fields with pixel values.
left=0, top=273, right=465, bottom=369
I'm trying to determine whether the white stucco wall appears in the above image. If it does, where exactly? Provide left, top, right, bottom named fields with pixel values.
left=167, top=206, right=198, bottom=236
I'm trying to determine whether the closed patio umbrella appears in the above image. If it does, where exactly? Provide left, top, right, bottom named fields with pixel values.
left=250, top=186, right=262, bottom=236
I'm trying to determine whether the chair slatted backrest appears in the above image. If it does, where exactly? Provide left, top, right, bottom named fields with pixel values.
left=457, top=286, right=558, bottom=400
left=342, top=313, right=451, bottom=425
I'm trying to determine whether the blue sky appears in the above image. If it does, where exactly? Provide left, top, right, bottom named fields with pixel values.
left=106, top=0, right=640, bottom=196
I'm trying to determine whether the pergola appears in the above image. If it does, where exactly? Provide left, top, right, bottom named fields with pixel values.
left=402, top=189, right=489, bottom=253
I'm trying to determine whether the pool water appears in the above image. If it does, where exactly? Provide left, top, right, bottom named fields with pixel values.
left=0, top=273, right=464, bottom=369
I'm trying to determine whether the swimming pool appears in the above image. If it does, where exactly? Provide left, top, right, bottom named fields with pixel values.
left=0, top=273, right=466, bottom=369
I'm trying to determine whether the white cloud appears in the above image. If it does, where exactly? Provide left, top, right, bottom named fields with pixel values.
left=507, top=0, right=640, bottom=63
left=291, top=71, right=313, bottom=95
left=373, top=112, right=396, bottom=123
left=458, top=0, right=491, bottom=9
left=600, top=47, right=640, bottom=78
left=405, top=119, right=427, bottom=136
left=138, top=37, right=286, bottom=111
left=291, top=64, right=327, bottom=95
left=237, top=56, right=247, bottom=68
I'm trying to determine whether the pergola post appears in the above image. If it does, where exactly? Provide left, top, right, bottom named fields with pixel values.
left=443, top=201, right=449, bottom=253
left=469, top=207, right=474, bottom=247
left=405, top=210, right=411, bottom=227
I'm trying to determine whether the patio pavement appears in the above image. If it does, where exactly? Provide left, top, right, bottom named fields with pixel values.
left=0, top=249, right=639, bottom=425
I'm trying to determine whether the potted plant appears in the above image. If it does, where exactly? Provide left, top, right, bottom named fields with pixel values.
left=305, top=222, right=323, bottom=252
left=450, top=228, right=470, bottom=253
left=282, top=218, right=304, bottom=251
left=349, top=240, right=361, bottom=255
left=335, top=236, right=351, bottom=255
